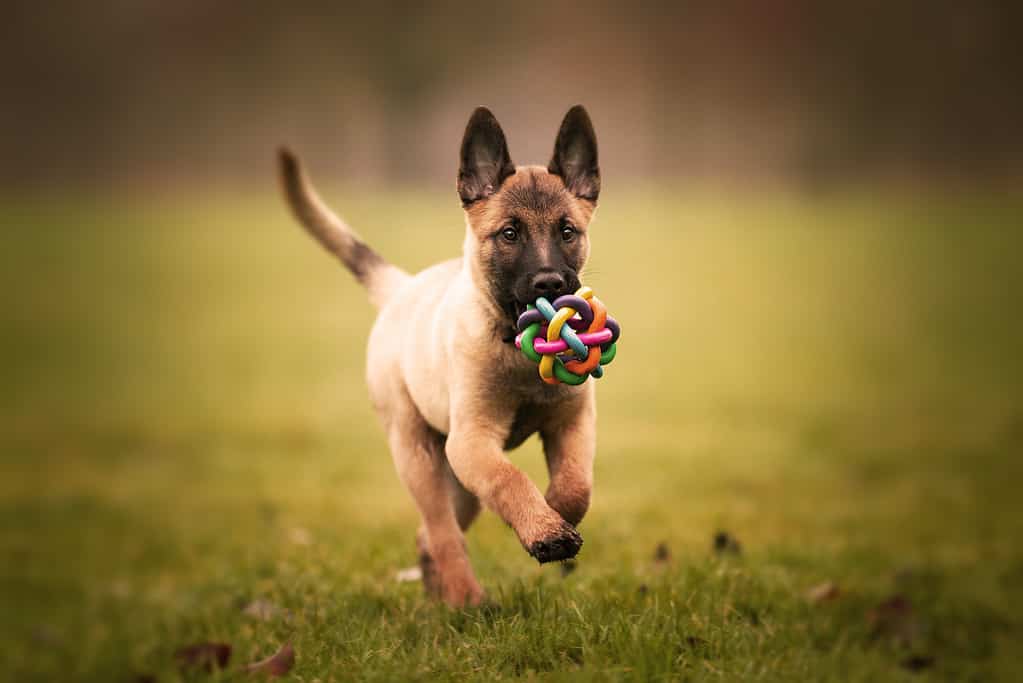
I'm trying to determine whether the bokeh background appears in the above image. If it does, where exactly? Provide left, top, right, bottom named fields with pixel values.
left=3, top=2, right=1022, bottom=680
left=5, top=1, right=1022, bottom=189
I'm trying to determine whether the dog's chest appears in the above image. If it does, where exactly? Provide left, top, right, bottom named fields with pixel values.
left=504, top=401, right=550, bottom=450
left=502, top=382, right=579, bottom=450
left=486, top=346, right=581, bottom=450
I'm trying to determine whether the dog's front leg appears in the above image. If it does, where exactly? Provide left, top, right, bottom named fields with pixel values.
left=541, top=391, right=596, bottom=527
left=446, top=417, right=582, bottom=563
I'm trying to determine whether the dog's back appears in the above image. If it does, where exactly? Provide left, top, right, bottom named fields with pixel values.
left=368, top=258, right=464, bottom=434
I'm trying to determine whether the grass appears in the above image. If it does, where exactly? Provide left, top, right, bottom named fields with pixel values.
left=1, top=185, right=1022, bottom=681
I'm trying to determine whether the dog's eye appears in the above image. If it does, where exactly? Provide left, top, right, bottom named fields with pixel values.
left=500, top=226, right=519, bottom=243
left=561, top=225, right=576, bottom=242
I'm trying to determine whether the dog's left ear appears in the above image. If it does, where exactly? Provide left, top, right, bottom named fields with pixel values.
left=548, top=105, right=600, bottom=202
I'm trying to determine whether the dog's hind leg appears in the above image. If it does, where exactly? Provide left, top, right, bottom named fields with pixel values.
left=388, top=397, right=483, bottom=607
left=414, top=469, right=480, bottom=600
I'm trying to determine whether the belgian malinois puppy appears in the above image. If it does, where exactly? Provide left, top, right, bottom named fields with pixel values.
left=278, top=106, right=601, bottom=607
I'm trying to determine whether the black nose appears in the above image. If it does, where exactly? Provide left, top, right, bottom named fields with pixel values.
left=531, top=271, right=567, bottom=300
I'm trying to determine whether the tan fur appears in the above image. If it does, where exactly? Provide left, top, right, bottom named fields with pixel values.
left=280, top=109, right=601, bottom=607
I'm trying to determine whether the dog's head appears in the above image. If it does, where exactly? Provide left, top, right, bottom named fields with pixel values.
left=457, top=106, right=600, bottom=330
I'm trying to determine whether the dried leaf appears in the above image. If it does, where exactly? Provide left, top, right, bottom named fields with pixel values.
left=245, top=642, right=295, bottom=677
left=901, top=654, right=935, bottom=672
left=735, top=603, right=761, bottom=626
left=713, top=531, right=742, bottom=555
left=685, top=635, right=707, bottom=648
left=653, top=542, right=671, bottom=564
left=868, top=595, right=920, bottom=645
left=806, top=581, right=841, bottom=603
left=174, top=642, right=231, bottom=672
left=868, top=594, right=911, bottom=625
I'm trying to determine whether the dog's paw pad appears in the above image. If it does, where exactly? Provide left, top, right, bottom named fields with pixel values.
left=529, top=525, right=583, bottom=564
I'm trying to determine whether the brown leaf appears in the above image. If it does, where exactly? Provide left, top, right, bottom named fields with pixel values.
left=245, top=642, right=295, bottom=677
left=685, top=635, right=707, bottom=648
left=868, top=594, right=911, bottom=624
left=868, top=595, right=920, bottom=645
left=653, top=542, right=671, bottom=564
left=901, top=654, right=935, bottom=672
left=713, top=531, right=742, bottom=555
left=806, top=581, right=841, bottom=603
left=174, top=642, right=231, bottom=672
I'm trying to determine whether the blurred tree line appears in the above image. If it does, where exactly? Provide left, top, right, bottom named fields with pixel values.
left=2, top=0, right=1020, bottom=190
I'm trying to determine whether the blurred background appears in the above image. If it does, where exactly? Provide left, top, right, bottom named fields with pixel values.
left=3, top=1, right=1021, bottom=190
left=2, top=2, right=1022, bottom=680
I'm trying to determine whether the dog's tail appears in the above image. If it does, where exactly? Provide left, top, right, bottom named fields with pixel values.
left=277, top=148, right=409, bottom=309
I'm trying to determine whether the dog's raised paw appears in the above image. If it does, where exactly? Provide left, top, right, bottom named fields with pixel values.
left=528, top=524, right=583, bottom=564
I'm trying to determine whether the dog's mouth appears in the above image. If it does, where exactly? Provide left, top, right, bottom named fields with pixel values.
left=513, top=299, right=529, bottom=320
left=498, top=298, right=530, bottom=344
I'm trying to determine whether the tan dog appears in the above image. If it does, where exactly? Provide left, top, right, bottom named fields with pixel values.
left=279, top=106, right=602, bottom=607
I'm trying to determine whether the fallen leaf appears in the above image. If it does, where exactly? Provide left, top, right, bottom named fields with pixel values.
left=868, top=594, right=911, bottom=624
left=713, top=531, right=742, bottom=556
left=174, top=642, right=231, bottom=672
left=901, top=654, right=935, bottom=672
left=806, top=581, right=841, bottom=603
left=735, top=603, right=761, bottom=626
left=245, top=642, right=295, bottom=677
left=653, top=542, right=671, bottom=564
left=868, top=595, right=920, bottom=645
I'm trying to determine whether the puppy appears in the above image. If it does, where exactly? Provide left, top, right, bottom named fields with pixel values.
left=278, top=106, right=601, bottom=607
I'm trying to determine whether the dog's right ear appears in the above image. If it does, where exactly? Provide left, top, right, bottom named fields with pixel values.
left=457, top=107, right=515, bottom=206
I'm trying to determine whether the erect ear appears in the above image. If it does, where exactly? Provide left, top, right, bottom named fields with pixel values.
left=457, top=107, right=515, bottom=206
left=548, top=105, right=600, bottom=202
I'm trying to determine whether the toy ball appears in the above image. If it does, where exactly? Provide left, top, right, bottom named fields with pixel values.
left=514, top=286, right=620, bottom=386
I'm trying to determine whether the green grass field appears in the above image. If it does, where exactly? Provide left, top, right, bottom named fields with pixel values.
left=2, top=187, right=1022, bottom=681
